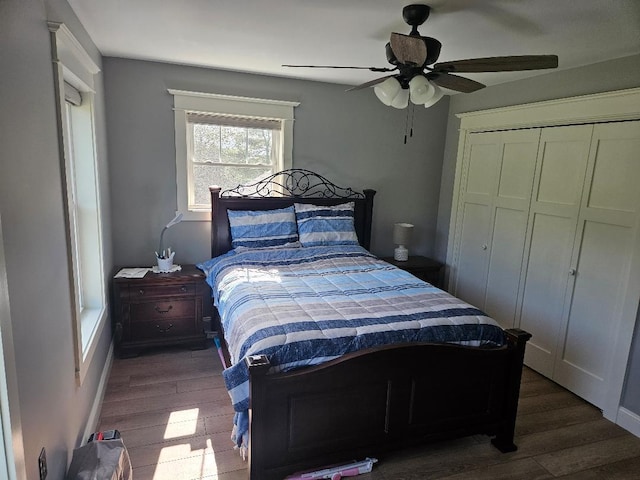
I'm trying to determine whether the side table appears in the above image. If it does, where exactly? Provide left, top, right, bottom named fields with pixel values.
left=381, top=255, right=445, bottom=289
left=112, top=265, right=208, bottom=357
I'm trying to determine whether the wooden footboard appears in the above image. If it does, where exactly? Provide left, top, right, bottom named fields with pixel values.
left=245, top=329, right=531, bottom=480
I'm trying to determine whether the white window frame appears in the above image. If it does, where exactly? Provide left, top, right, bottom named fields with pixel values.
left=49, top=22, right=107, bottom=385
left=169, top=89, right=299, bottom=221
left=0, top=214, right=25, bottom=480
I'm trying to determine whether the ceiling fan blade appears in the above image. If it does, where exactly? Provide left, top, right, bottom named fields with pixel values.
left=282, top=64, right=395, bottom=72
left=390, top=33, right=427, bottom=66
left=434, top=55, right=559, bottom=73
left=428, top=72, right=485, bottom=93
left=346, top=75, right=396, bottom=92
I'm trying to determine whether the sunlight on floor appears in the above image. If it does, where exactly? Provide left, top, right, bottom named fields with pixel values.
left=164, top=408, right=200, bottom=439
left=152, top=437, right=220, bottom=480
left=151, top=410, right=248, bottom=480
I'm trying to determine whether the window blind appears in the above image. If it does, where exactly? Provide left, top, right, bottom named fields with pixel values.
left=186, top=112, right=281, bottom=131
left=64, top=81, right=82, bottom=106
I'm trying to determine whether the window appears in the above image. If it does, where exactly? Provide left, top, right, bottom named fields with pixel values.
left=50, top=22, right=106, bottom=384
left=170, top=90, right=299, bottom=220
left=188, top=113, right=281, bottom=206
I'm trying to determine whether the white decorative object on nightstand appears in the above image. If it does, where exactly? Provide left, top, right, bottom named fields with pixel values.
left=393, top=223, right=413, bottom=261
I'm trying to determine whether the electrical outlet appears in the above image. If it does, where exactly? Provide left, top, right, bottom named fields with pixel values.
left=38, top=447, right=47, bottom=480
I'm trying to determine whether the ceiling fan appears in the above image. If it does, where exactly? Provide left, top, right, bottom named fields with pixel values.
left=283, top=3, right=558, bottom=109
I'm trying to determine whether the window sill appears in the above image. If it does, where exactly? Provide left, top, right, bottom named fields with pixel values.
left=182, top=210, right=211, bottom=222
left=77, top=305, right=107, bottom=385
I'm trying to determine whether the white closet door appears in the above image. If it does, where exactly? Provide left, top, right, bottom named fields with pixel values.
left=454, top=132, right=500, bottom=309
left=553, top=121, right=640, bottom=409
left=484, top=130, right=539, bottom=328
left=454, top=130, right=539, bottom=328
left=519, top=125, right=593, bottom=377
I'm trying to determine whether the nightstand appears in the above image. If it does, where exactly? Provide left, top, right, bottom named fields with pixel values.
left=381, top=255, right=445, bottom=289
left=113, top=265, right=208, bottom=357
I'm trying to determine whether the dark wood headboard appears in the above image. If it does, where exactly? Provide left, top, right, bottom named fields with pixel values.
left=209, top=169, right=376, bottom=258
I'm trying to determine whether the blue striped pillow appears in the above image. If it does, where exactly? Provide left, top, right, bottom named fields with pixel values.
left=294, top=202, right=359, bottom=247
left=228, top=206, right=298, bottom=249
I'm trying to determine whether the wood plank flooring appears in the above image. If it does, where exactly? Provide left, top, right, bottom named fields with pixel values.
left=98, top=343, right=640, bottom=479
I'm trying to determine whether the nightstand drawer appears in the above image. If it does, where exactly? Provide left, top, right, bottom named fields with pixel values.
left=132, top=283, right=195, bottom=298
left=130, top=318, right=196, bottom=340
left=130, top=299, right=196, bottom=321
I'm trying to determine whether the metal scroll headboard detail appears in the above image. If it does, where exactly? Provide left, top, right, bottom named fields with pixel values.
left=221, top=169, right=365, bottom=199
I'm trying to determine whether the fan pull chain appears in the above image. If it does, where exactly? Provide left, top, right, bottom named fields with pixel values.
left=410, top=104, right=415, bottom=138
left=404, top=105, right=410, bottom=144
left=404, top=103, right=415, bottom=144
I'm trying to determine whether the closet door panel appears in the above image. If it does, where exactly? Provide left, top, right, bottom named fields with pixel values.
left=554, top=121, right=640, bottom=408
left=497, top=141, right=538, bottom=200
left=520, top=213, right=576, bottom=376
left=465, top=142, right=499, bottom=196
left=454, top=130, right=539, bottom=327
left=535, top=136, right=590, bottom=207
left=519, top=125, right=593, bottom=377
left=455, top=202, right=491, bottom=309
left=484, top=133, right=539, bottom=328
left=557, top=221, right=631, bottom=406
left=453, top=134, right=500, bottom=308
left=587, top=131, right=639, bottom=212
left=484, top=207, right=527, bottom=329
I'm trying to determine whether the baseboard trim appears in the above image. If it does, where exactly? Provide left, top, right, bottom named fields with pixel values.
left=81, top=340, right=114, bottom=444
left=617, top=406, right=640, bottom=438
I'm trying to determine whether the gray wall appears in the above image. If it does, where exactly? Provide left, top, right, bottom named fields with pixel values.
left=434, top=53, right=640, bottom=416
left=0, top=0, right=113, bottom=478
left=103, top=57, right=450, bottom=267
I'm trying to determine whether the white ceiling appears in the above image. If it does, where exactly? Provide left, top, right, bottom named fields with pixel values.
left=67, top=0, right=640, bottom=92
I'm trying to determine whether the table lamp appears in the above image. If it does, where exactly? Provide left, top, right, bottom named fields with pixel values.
left=393, top=223, right=414, bottom=261
left=156, top=212, right=183, bottom=272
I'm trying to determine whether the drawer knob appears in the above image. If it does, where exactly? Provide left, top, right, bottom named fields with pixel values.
left=155, top=305, right=173, bottom=314
left=180, top=286, right=187, bottom=292
left=156, top=323, right=174, bottom=333
left=138, top=289, right=145, bottom=296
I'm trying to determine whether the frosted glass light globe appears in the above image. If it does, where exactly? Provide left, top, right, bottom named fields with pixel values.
left=409, top=75, right=435, bottom=105
left=390, top=88, right=409, bottom=109
left=424, top=84, right=444, bottom=108
left=373, top=77, right=402, bottom=106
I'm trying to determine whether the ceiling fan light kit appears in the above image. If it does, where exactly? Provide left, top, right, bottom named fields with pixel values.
left=375, top=75, right=443, bottom=109
left=374, top=77, right=401, bottom=106
left=283, top=3, right=558, bottom=111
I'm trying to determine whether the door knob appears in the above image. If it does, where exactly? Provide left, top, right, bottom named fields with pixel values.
left=569, top=268, right=576, bottom=276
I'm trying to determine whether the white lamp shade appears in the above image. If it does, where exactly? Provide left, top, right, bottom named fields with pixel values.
left=390, top=88, right=409, bottom=109
left=374, top=77, right=401, bottom=106
left=409, top=75, right=435, bottom=105
left=393, top=223, right=414, bottom=245
left=393, top=222, right=413, bottom=261
left=423, top=84, right=444, bottom=108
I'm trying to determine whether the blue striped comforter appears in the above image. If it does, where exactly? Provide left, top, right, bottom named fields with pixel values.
left=198, top=245, right=505, bottom=415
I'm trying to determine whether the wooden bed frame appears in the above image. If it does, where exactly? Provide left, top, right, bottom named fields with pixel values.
left=208, top=169, right=531, bottom=480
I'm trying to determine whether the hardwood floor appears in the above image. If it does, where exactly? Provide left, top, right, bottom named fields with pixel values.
left=98, top=343, right=640, bottom=479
